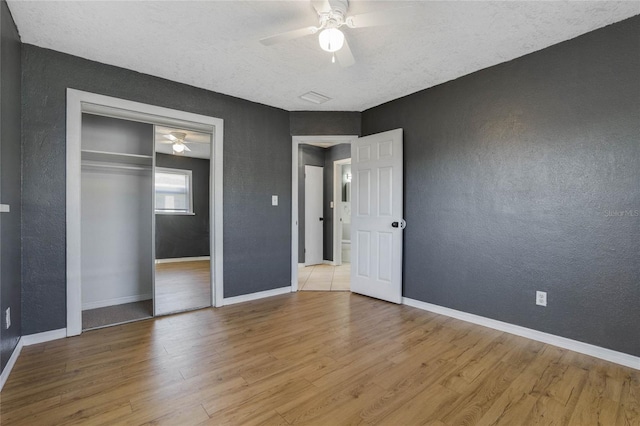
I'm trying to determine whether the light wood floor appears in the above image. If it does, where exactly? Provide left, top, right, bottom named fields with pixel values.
left=155, top=260, right=211, bottom=315
left=1, top=292, right=637, bottom=425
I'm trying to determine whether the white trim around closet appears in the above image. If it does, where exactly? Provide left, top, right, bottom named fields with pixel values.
left=66, top=89, right=224, bottom=337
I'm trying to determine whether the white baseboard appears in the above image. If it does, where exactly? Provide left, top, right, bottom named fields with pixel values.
left=0, top=338, right=23, bottom=392
left=1, top=327, right=67, bottom=392
left=403, top=298, right=640, bottom=371
left=155, top=256, right=210, bottom=264
left=22, top=328, right=68, bottom=346
left=82, top=294, right=152, bottom=311
left=223, top=286, right=292, bottom=306
left=323, top=260, right=337, bottom=266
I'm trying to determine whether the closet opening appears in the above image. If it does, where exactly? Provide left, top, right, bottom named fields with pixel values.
left=80, top=114, right=155, bottom=330
left=67, top=89, right=224, bottom=336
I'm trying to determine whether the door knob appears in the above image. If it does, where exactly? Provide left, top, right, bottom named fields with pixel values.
left=392, top=220, right=406, bottom=229
left=319, top=217, right=324, bottom=221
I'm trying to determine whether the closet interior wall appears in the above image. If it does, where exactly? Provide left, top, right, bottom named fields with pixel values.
left=80, top=114, right=154, bottom=313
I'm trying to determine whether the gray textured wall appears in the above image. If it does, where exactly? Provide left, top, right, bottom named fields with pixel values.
left=323, top=144, right=351, bottom=261
left=21, top=45, right=291, bottom=334
left=298, top=144, right=325, bottom=263
left=156, top=153, right=210, bottom=259
left=0, top=0, right=21, bottom=373
left=362, top=16, right=640, bottom=356
left=290, top=111, right=361, bottom=136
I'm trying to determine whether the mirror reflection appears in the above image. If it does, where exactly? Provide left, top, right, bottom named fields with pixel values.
left=154, top=126, right=212, bottom=315
left=340, top=163, right=351, bottom=263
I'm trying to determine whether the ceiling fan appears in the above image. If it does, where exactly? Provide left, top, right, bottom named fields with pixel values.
left=159, top=132, right=195, bottom=154
left=259, top=0, right=413, bottom=67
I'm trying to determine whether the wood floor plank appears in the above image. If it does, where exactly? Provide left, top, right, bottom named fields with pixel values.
left=377, top=383, right=460, bottom=425
left=439, top=361, right=523, bottom=425
left=138, top=403, right=210, bottom=426
left=0, top=394, right=63, bottom=425
left=568, top=365, right=624, bottom=426
left=616, top=370, right=640, bottom=425
left=204, top=378, right=314, bottom=425
left=1, top=292, right=637, bottom=426
left=354, top=359, right=458, bottom=424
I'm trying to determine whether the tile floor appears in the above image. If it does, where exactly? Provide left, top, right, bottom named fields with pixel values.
left=298, top=263, right=350, bottom=291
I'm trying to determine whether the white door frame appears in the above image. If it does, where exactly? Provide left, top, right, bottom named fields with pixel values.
left=291, top=135, right=357, bottom=291
left=66, top=89, right=224, bottom=336
left=333, top=158, right=351, bottom=266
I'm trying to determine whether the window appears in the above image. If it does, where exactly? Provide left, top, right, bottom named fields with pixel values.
left=155, top=167, right=194, bottom=214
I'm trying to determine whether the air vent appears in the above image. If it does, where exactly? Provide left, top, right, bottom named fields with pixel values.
left=299, top=91, right=331, bottom=104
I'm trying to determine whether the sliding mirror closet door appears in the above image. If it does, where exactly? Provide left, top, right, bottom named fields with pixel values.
left=80, top=114, right=154, bottom=330
left=154, top=126, right=212, bottom=315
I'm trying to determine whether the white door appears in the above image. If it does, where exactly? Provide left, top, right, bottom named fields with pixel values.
left=351, top=129, right=404, bottom=303
left=305, top=165, right=324, bottom=265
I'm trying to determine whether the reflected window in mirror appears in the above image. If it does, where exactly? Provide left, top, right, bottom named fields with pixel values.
left=155, top=167, right=194, bottom=215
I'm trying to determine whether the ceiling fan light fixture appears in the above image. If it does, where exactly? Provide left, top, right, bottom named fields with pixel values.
left=318, top=28, right=344, bottom=52
left=172, top=142, right=185, bottom=153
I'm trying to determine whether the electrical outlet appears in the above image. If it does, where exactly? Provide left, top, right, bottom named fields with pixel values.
left=536, top=291, right=547, bottom=307
left=5, top=307, right=10, bottom=329
left=271, top=195, right=278, bottom=206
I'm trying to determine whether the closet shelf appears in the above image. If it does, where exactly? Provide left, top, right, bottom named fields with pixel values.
left=81, top=149, right=153, bottom=166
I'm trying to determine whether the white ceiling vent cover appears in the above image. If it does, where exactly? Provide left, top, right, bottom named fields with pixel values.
left=299, top=91, right=331, bottom=105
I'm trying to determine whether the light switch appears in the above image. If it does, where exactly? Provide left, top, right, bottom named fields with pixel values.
left=330, top=201, right=334, bottom=208
left=272, top=195, right=278, bottom=206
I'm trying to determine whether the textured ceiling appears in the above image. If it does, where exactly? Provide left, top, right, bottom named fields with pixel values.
left=8, top=1, right=639, bottom=111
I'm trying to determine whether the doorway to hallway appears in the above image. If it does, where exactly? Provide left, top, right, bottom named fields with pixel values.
left=291, top=135, right=355, bottom=292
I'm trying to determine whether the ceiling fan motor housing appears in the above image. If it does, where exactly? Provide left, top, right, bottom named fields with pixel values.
left=318, top=0, right=349, bottom=29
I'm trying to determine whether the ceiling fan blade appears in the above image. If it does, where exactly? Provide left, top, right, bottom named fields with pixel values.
left=336, top=38, right=355, bottom=68
left=158, top=140, right=173, bottom=144
left=346, top=6, right=414, bottom=29
left=183, top=140, right=210, bottom=145
left=311, top=0, right=331, bottom=14
left=183, top=145, right=191, bottom=152
left=259, top=26, right=318, bottom=46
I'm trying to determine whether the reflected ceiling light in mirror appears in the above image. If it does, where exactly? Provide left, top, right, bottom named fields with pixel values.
left=172, top=142, right=185, bottom=154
